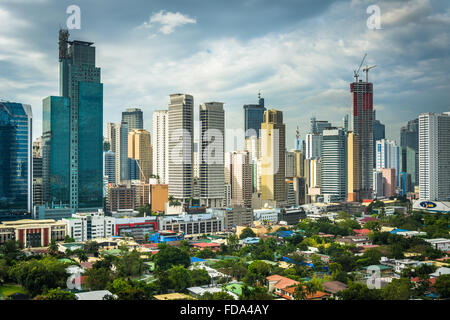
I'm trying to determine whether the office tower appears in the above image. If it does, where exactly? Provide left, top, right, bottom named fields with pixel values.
left=168, top=94, right=194, bottom=203
left=380, top=168, right=396, bottom=198
left=152, top=110, right=169, bottom=184
left=310, top=117, right=331, bottom=134
left=400, top=118, right=419, bottom=187
left=227, top=151, right=252, bottom=207
left=108, top=121, right=129, bottom=184
left=373, top=116, right=385, bottom=168
left=419, top=112, right=450, bottom=201
left=373, top=170, right=383, bottom=198
left=347, top=131, right=360, bottom=202
left=199, top=102, right=225, bottom=208
left=293, top=150, right=304, bottom=178
left=376, top=139, right=400, bottom=187
left=128, top=129, right=152, bottom=182
left=122, top=108, right=143, bottom=132
left=43, top=29, right=103, bottom=210
left=260, top=109, right=286, bottom=203
left=351, top=79, right=374, bottom=199
left=244, top=93, right=266, bottom=138
left=321, top=128, right=347, bottom=202
left=305, top=133, right=322, bottom=159
left=0, top=102, right=33, bottom=214
left=285, top=151, right=296, bottom=178
left=106, top=185, right=136, bottom=213
left=33, top=137, right=42, bottom=157
left=103, top=150, right=116, bottom=184
left=399, top=172, right=412, bottom=196
left=193, top=140, right=199, bottom=179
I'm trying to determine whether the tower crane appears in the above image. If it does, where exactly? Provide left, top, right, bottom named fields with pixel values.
left=353, top=53, right=367, bottom=82
left=363, top=65, right=377, bottom=82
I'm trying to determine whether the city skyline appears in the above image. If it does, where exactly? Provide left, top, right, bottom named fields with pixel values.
left=1, top=0, right=450, bottom=152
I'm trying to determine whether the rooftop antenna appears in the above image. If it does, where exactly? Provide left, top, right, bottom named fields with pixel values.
left=354, top=53, right=367, bottom=82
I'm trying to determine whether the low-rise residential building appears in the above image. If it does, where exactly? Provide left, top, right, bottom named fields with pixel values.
left=253, top=208, right=279, bottom=224
left=425, top=238, right=450, bottom=252
left=322, top=281, right=348, bottom=298
left=158, top=212, right=225, bottom=236
left=187, top=286, right=238, bottom=300
left=336, top=235, right=372, bottom=247
left=380, top=257, right=431, bottom=274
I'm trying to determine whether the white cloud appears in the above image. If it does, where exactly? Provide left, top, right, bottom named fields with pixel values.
left=140, top=10, right=196, bottom=34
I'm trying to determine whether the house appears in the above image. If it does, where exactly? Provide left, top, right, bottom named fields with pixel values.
left=322, top=281, right=348, bottom=297
left=336, top=235, right=372, bottom=247
left=425, top=238, right=450, bottom=252
left=266, top=275, right=299, bottom=294
left=430, top=267, right=450, bottom=278
left=353, top=229, right=371, bottom=236
left=75, top=290, right=116, bottom=300
left=189, top=262, right=230, bottom=284
left=277, top=285, right=330, bottom=300
left=187, top=285, right=238, bottom=300
left=192, top=242, right=221, bottom=251
left=380, top=257, right=431, bottom=274
left=153, top=293, right=195, bottom=300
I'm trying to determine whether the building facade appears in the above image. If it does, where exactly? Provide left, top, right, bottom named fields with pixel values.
left=128, top=129, right=152, bottom=182
left=152, top=110, right=169, bottom=184
left=243, top=94, right=266, bottom=138
left=121, top=108, right=143, bottom=132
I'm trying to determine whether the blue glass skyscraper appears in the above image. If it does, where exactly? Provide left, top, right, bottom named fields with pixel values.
left=43, top=29, right=103, bottom=210
left=244, top=94, right=266, bottom=138
left=0, top=101, right=33, bottom=214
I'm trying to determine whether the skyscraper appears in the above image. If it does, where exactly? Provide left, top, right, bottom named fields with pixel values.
left=351, top=79, right=374, bottom=199
left=43, top=29, right=103, bottom=210
left=128, top=129, right=152, bottom=182
left=373, top=116, right=385, bottom=168
left=103, top=150, right=116, bottom=184
left=0, top=101, right=33, bottom=214
left=321, top=128, right=347, bottom=202
left=108, top=121, right=129, bottom=184
left=226, top=151, right=252, bottom=207
left=347, top=131, right=360, bottom=202
left=122, top=108, right=143, bottom=133
left=199, top=102, right=225, bottom=207
left=305, top=133, right=322, bottom=159
left=310, top=117, right=331, bottom=134
left=419, top=112, right=450, bottom=201
left=244, top=94, right=266, bottom=138
left=260, top=109, right=286, bottom=203
left=168, top=94, right=194, bottom=203
left=376, top=139, right=400, bottom=185
left=152, top=110, right=169, bottom=184
left=400, top=118, right=419, bottom=187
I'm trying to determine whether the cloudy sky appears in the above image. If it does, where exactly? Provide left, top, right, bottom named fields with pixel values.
left=1, top=0, right=449, bottom=151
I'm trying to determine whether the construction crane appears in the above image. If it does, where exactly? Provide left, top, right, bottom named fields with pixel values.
left=363, top=65, right=377, bottom=82
left=353, top=53, right=367, bottom=82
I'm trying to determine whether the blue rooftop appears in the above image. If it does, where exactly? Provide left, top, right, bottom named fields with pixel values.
left=390, top=229, right=409, bottom=234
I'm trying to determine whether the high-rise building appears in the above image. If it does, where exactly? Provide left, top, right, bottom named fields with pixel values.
left=122, top=108, right=143, bottom=133
left=419, top=112, right=450, bottom=201
left=260, top=109, right=286, bottom=203
left=33, top=156, right=43, bottom=207
left=310, top=117, right=331, bottom=134
left=226, top=151, right=252, bottom=207
left=373, top=170, right=383, bottom=198
left=380, top=168, right=396, bottom=198
left=347, top=131, right=360, bottom=202
left=285, top=151, right=296, bottom=178
left=199, top=102, right=225, bottom=208
left=373, top=116, right=385, bottom=168
left=244, top=94, right=266, bottom=138
left=168, top=94, right=194, bottom=203
left=351, top=79, right=374, bottom=199
left=321, top=128, right=347, bottom=202
left=305, top=133, right=322, bottom=159
left=0, top=102, right=33, bottom=214
left=244, top=135, right=260, bottom=192
left=108, top=121, right=129, bottom=184
left=128, top=129, right=152, bottom=182
left=43, top=29, right=103, bottom=210
left=103, top=150, right=116, bottom=184
left=400, top=118, right=419, bottom=187
left=152, top=110, right=169, bottom=184
left=376, top=139, right=400, bottom=185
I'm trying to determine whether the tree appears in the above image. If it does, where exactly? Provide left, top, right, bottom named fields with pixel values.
left=239, top=285, right=273, bottom=300
left=34, top=287, right=76, bottom=300
left=84, top=267, right=114, bottom=290
left=0, top=240, right=24, bottom=264
left=434, top=274, right=450, bottom=299
left=154, top=243, right=190, bottom=271
left=337, top=282, right=382, bottom=300
left=196, top=248, right=216, bottom=259
left=83, top=241, right=100, bottom=256
left=167, top=265, right=193, bottom=292
left=294, top=283, right=307, bottom=300
left=115, top=250, right=144, bottom=278
left=190, top=268, right=211, bottom=286
left=243, top=260, right=271, bottom=286
left=64, top=235, right=75, bottom=243
left=9, top=257, right=70, bottom=297
left=364, top=221, right=381, bottom=232
left=107, top=278, right=147, bottom=300
left=382, top=278, right=412, bottom=300
left=239, top=227, right=256, bottom=239
left=48, top=239, right=58, bottom=255
left=226, top=234, right=239, bottom=253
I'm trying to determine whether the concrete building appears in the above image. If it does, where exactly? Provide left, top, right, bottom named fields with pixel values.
left=310, top=117, right=331, bottom=134
left=158, top=212, right=225, bottom=235
left=419, top=112, right=450, bottom=201
left=244, top=135, right=260, bottom=193
left=347, top=131, right=360, bottom=202
left=243, top=94, right=266, bottom=138
left=351, top=80, right=374, bottom=199
left=108, top=121, right=129, bottom=184
left=107, top=185, right=136, bottom=213
left=376, top=139, right=400, bottom=184
left=226, top=151, right=252, bottom=207
left=305, top=133, right=322, bottom=159
left=103, top=150, right=116, bottom=184
left=152, top=110, right=169, bottom=184
left=380, top=168, right=396, bottom=198
left=199, top=102, right=225, bottom=208
left=253, top=208, right=279, bottom=224
left=285, top=151, right=296, bottom=178
left=168, top=94, right=194, bottom=203
left=0, top=219, right=66, bottom=247
left=222, top=206, right=253, bottom=229
left=63, top=211, right=114, bottom=242
left=321, top=128, right=347, bottom=202
left=373, top=170, right=384, bottom=198
left=128, top=129, right=152, bottom=182
left=150, top=184, right=168, bottom=213
left=260, top=109, right=286, bottom=204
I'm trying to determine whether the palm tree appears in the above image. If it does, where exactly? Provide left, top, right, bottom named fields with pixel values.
left=305, top=281, right=316, bottom=297
left=294, top=284, right=307, bottom=300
